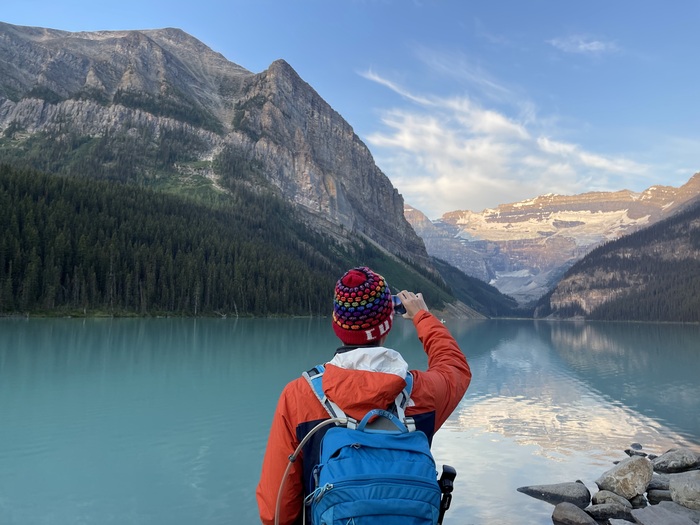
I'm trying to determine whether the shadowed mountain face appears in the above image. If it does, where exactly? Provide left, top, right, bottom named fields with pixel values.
left=406, top=173, right=700, bottom=305
left=0, top=21, right=431, bottom=270
left=535, top=196, right=700, bottom=322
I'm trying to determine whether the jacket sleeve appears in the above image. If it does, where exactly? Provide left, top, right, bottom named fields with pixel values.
left=412, top=310, right=471, bottom=430
left=256, top=384, right=304, bottom=525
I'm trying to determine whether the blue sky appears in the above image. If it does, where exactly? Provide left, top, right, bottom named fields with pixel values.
left=4, top=0, right=700, bottom=218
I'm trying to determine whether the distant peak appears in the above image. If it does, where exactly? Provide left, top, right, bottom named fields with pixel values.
left=268, top=59, right=297, bottom=75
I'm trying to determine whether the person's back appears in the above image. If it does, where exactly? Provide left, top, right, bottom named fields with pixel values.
left=256, top=266, right=471, bottom=525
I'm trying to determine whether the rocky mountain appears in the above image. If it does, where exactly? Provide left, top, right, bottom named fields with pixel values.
left=406, top=173, right=700, bottom=305
left=0, top=21, right=430, bottom=270
left=534, top=196, right=700, bottom=322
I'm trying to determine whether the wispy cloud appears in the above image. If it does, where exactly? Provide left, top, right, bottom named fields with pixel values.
left=412, top=46, right=513, bottom=103
left=474, top=17, right=510, bottom=46
left=361, top=71, right=648, bottom=218
left=359, top=69, right=433, bottom=106
left=547, top=35, right=619, bottom=55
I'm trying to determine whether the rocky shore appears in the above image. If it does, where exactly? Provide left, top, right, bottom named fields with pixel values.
left=517, top=445, right=700, bottom=524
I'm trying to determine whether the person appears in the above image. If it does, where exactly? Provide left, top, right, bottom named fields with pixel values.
left=256, top=266, right=472, bottom=525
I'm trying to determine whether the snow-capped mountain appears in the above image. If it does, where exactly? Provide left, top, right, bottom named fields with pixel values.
left=406, top=173, right=700, bottom=304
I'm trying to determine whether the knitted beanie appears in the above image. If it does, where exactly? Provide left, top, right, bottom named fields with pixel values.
left=332, top=266, right=394, bottom=345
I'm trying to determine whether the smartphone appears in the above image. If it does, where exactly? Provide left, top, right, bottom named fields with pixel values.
left=392, top=295, right=406, bottom=315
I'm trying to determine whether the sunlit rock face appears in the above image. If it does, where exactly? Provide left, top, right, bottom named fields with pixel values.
left=406, top=174, right=700, bottom=304
left=0, top=22, right=431, bottom=270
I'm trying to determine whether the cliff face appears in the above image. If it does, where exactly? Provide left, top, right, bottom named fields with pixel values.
left=0, top=22, right=430, bottom=269
left=232, top=60, right=428, bottom=264
left=407, top=174, right=700, bottom=304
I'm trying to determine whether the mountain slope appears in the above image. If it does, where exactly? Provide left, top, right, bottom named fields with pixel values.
left=534, top=197, right=700, bottom=322
left=0, top=22, right=494, bottom=317
left=406, top=174, right=700, bottom=305
left=0, top=22, right=430, bottom=271
left=0, top=164, right=468, bottom=316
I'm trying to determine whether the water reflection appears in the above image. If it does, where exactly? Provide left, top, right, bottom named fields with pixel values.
left=441, top=319, right=699, bottom=447
left=431, top=319, right=700, bottom=524
left=0, top=318, right=698, bottom=525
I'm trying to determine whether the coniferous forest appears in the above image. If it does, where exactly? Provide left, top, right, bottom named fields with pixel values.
left=537, top=199, right=700, bottom=323
left=0, top=165, right=457, bottom=317
left=0, top=164, right=333, bottom=316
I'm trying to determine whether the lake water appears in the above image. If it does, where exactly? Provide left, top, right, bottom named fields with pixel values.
left=0, top=317, right=698, bottom=525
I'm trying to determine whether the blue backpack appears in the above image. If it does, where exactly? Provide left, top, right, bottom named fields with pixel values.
left=301, top=364, right=452, bottom=525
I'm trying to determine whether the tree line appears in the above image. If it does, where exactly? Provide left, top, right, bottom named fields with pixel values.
left=540, top=199, right=700, bottom=322
left=0, top=164, right=345, bottom=316
left=0, top=164, right=463, bottom=317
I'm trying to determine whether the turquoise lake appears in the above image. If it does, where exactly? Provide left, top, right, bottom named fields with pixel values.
left=1, top=317, right=698, bottom=524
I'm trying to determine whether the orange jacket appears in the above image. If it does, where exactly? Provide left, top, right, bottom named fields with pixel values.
left=256, top=311, right=471, bottom=525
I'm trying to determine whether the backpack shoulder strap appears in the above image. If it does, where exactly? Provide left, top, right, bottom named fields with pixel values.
left=393, top=371, right=416, bottom=431
left=303, top=366, right=416, bottom=431
left=302, top=364, right=347, bottom=421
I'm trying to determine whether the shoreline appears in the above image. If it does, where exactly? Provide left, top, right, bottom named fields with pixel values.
left=517, top=445, right=700, bottom=524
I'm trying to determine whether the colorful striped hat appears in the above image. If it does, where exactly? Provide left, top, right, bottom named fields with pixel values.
left=332, top=266, right=394, bottom=345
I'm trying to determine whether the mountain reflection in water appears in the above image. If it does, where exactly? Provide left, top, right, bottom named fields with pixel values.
left=428, top=319, right=699, bottom=525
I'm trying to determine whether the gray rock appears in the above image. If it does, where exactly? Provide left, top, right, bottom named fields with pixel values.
left=626, top=443, right=647, bottom=457
left=592, top=489, right=632, bottom=508
left=631, top=504, right=698, bottom=525
left=657, top=501, right=700, bottom=523
left=596, top=456, right=654, bottom=500
left=647, top=473, right=671, bottom=490
left=585, top=502, right=633, bottom=520
left=552, top=502, right=598, bottom=525
left=652, top=448, right=700, bottom=473
left=670, top=470, right=700, bottom=510
left=629, top=494, right=648, bottom=508
left=608, top=520, right=635, bottom=525
left=647, top=488, right=673, bottom=504
left=516, top=480, right=591, bottom=508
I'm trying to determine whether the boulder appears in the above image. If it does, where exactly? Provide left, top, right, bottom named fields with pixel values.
left=552, top=502, right=598, bottom=525
left=657, top=501, right=700, bottom=523
left=629, top=494, right=648, bottom=508
left=585, top=502, right=633, bottom=521
left=591, top=489, right=632, bottom=508
left=595, top=456, right=654, bottom=500
left=625, top=448, right=648, bottom=457
left=516, top=480, right=591, bottom=508
left=647, top=473, right=671, bottom=491
left=631, top=504, right=698, bottom=525
left=669, top=470, right=700, bottom=510
left=652, top=448, right=700, bottom=473
left=647, top=488, right=673, bottom=504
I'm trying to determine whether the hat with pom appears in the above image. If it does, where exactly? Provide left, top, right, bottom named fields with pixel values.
left=332, top=266, right=394, bottom=345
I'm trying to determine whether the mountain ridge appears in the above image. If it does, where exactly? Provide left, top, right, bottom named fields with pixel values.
left=534, top=195, right=700, bottom=322
left=0, top=21, right=431, bottom=270
left=406, top=172, right=700, bottom=305
left=0, top=21, right=505, bottom=318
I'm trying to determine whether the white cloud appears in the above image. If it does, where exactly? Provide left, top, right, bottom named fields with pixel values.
left=361, top=72, right=650, bottom=219
left=538, top=137, right=646, bottom=173
left=359, top=69, right=433, bottom=106
left=547, top=35, right=619, bottom=55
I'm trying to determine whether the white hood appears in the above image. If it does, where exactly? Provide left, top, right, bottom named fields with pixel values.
left=329, top=346, right=409, bottom=379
